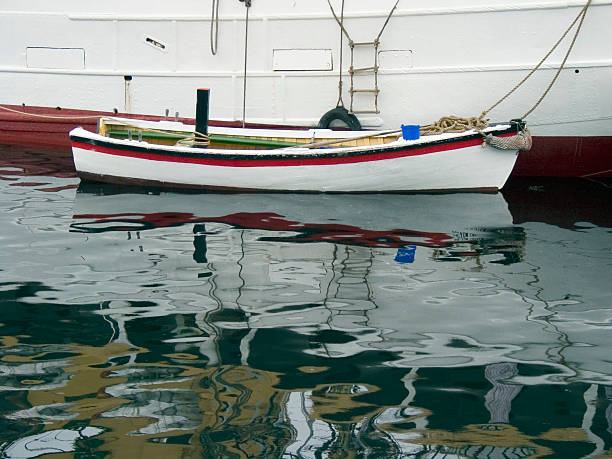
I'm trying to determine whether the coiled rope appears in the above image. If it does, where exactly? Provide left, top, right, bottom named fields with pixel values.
left=420, top=116, right=489, bottom=136
left=174, top=131, right=212, bottom=147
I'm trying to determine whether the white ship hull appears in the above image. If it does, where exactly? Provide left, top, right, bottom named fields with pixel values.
left=0, top=1, right=610, bottom=130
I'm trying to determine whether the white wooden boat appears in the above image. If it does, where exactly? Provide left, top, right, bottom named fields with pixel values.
left=69, top=117, right=522, bottom=192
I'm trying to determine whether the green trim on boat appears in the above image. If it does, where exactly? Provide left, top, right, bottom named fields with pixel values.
left=211, top=135, right=300, bottom=148
left=108, top=130, right=184, bottom=141
left=107, top=129, right=301, bottom=149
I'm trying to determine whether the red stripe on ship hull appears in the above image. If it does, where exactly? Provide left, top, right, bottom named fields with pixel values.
left=512, top=136, right=612, bottom=178
left=71, top=136, right=488, bottom=168
left=0, top=104, right=306, bottom=149
left=3, top=105, right=611, bottom=177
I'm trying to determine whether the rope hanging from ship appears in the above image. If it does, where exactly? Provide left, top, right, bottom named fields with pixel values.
left=474, top=0, right=591, bottom=150
left=481, top=0, right=592, bottom=122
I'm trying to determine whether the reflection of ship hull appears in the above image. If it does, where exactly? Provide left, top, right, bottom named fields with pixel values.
left=503, top=177, right=612, bottom=229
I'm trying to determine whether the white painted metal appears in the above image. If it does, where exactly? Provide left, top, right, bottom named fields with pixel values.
left=70, top=126, right=519, bottom=191
left=2, top=1, right=611, bottom=134
left=26, top=47, right=85, bottom=70
left=272, top=49, right=333, bottom=71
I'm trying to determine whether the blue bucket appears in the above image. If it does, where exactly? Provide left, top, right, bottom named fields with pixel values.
left=401, top=124, right=420, bottom=140
left=395, top=246, right=416, bottom=264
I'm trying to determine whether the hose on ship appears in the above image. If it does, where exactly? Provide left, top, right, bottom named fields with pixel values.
left=210, top=0, right=220, bottom=55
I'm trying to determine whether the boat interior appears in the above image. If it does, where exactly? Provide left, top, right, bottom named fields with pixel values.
left=98, top=117, right=401, bottom=150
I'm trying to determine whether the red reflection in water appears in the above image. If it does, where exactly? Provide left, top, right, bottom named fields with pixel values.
left=0, top=143, right=78, bottom=192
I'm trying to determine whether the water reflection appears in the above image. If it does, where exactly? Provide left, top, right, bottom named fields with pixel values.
left=0, top=171, right=610, bottom=457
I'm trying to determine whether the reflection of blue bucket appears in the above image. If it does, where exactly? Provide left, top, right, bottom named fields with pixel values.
left=401, top=124, right=420, bottom=140
left=395, top=246, right=416, bottom=264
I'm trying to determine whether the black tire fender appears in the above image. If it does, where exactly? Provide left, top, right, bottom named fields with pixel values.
left=317, top=107, right=362, bottom=131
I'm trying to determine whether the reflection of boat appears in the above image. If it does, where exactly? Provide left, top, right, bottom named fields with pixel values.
left=69, top=116, right=522, bottom=192
left=71, top=186, right=520, bottom=251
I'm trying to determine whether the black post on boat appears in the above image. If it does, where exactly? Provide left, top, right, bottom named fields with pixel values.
left=195, top=88, right=210, bottom=136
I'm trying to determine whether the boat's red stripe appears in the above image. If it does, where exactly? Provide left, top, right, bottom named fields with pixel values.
left=71, top=136, right=491, bottom=167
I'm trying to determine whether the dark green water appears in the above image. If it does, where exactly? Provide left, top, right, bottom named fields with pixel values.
left=0, top=146, right=610, bottom=458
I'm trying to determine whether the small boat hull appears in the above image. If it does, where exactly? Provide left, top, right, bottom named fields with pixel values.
left=70, top=124, right=520, bottom=192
